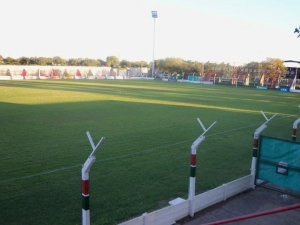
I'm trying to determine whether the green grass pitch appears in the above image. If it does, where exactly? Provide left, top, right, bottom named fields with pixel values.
left=0, top=80, right=299, bottom=225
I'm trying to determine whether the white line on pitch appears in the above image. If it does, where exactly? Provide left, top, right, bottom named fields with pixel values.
left=0, top=117, right=291, bottom=184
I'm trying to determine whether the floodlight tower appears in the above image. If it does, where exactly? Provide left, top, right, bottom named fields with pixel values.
left=151, top=10, right=158, bottom=78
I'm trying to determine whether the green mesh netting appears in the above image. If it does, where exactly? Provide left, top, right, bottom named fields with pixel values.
left=257, top=136, right=300, bottom=192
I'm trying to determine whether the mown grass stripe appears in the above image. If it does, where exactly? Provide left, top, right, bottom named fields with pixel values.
left=0, top=122, right=270, bottom=184
left=0, top=80, right=299, bottom=225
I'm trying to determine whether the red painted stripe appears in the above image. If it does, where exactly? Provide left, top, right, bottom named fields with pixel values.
left=82, top=180, right=89, bottom=195
left=293, top=128, right=297, bottom=136
left=253, top=138, right=258, bottom=148
left=190, top=154, right=196, bottom=166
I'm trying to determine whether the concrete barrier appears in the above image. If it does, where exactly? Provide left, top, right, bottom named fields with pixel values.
left=118, top=175, right=252, bottom=225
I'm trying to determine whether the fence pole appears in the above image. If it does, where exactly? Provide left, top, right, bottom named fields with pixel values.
left=82, top=132, right=105, bottom=225
left=292, top=118, right=300, bottom=141
left=251, top=125, right=266, bottom=188
left=250, top=111, right=277, bottom=188
left=189, top=135, right=205, bottom=217
left=188, top=118, right=216, bottom=217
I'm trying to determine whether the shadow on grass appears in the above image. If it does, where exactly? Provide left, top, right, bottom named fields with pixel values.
left=0, top=81, right=298, bottom=225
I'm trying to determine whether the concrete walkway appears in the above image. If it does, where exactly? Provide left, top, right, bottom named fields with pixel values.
left=176, top=186, right=300, bottom=225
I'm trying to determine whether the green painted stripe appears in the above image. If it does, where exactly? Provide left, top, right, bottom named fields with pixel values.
left=252, top=148, right=257, bottom=157
left=82, top=195, right=90, bottom=210
left=190, top=166, right=196, bottom=177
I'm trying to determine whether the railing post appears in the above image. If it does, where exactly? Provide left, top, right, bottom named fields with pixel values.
left=251, top=124, right=266, bottom=188
left=188, top=118, right=216, bottom=217
left=250, top=111, right=277, bottom=188
left=82, top=132, right=104, bottom=225
left=292, top=118, right=300, bottom=141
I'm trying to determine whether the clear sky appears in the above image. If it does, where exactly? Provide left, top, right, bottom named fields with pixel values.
left=1, top=0, right=300, bottom=64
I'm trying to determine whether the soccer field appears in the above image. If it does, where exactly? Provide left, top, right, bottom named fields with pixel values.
left=0, top=80, right=299, bottom=225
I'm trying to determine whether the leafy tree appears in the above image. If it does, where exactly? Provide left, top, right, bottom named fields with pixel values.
left=262, top=58, right=286, bottom=81
left=53, top=56, right=66, bottom=66
left=131, top=61, right=148, bottom=68
left=68, top=58, right=81, bottom=66
left=4, top=57, right=18, bottom=65
left=45, top=58, right=53, bottom=66
left=160, top=58, right=184, bottom=75
left=79, top=58, right=100, bottom=67
left=37, top=57, right=48, bottom=66
left=106, top=56, right=119, bottom=68
left=19, top=57, right=30, bottom=65
left=155, top=59, right=167, bottom=74
left=185, top=60, right=202, bottom=75
left=97, top=59, right=106, bottom=66
left=203, top=61, right=223, bottom=76
left=28, top=57, right=39, bottom=65
left=243, top=61, right=261, bottom=79
left=0, top=53, right=288, bottom=83
left=90, top=59, right=100, bottom=66
left=120, top=60, right=131, bottom=68
left=155, top=58, right=202, bottom=76
left=78, top=59, right=88, bottom=66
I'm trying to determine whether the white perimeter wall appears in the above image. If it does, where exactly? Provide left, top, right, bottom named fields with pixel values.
left=0, top=65, right=149, bottom=77
left=118, top=175, right=252, bottom=225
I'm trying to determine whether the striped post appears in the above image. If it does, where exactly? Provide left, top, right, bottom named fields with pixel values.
left=188, top=136, right=205, bottom=217
left=292, top=118, right=300, bottom=141
left=188, top=118, right=216, bottom=217
left=250, top=111, right=277, bottom=189
left=82, top=156, right=95, bottom=225
left=82, top=132, right=104, bottom=225
left=250, top=125, right=266, bottom=189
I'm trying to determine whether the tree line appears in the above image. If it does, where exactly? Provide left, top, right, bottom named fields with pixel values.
left=156, top=57, right=287, bottom=81
left=0, top=55, right=148, bottom=68
left=0, top=54, right=288, bottom=79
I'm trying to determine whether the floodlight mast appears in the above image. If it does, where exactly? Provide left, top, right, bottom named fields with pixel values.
left=151, top=10, right=157, bottom=78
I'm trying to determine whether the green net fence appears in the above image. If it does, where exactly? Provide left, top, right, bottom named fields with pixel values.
left=257, top=135, right=300, bottom=193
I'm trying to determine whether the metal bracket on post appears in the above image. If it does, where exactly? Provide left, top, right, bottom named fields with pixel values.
left=191, top=118, right=217, bottom=151
left=82, top=132, right=105, bottom=174
left=254, top=124, right=267, bottom=140
left=251, top=111, right=277, bottom=188
left=260, top=110, right=277, bottom=126
left=82, top=132, right=105, bottom=225
left=86, top=131, right=105, bottom=159
left=253, top=111, right=277, bottom=139
left=189, top=118, right=216, bottom=217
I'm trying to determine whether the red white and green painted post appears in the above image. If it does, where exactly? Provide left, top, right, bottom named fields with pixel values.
left=82, top=131, right=105, bottom=225
left=250, top=111, right=277, bottom=188
left=251, top=124, right=266, bottom=188
left=188, top=118, right=216, bottom=217
left=292, top=118, right=300, bottom=141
